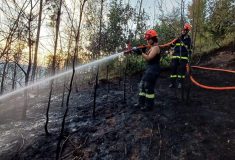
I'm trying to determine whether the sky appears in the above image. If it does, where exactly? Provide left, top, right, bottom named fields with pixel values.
left=128, top=0, right=192, bottom=26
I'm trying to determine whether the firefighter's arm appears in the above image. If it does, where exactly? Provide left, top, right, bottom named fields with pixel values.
left=142, top=46, right=160, bottom=61
left=159, top=38, right=177, bottom=48
left=187, top=37, right=193, bottom=56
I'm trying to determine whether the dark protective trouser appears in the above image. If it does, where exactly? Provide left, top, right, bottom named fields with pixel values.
left=170, top=55, right=188, bottom=85
left=138, top=64, right=160, bottom=108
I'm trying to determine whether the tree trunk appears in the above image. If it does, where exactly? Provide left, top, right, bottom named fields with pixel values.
left=134, top=0, right=143, bottom=40
left=0, top=1, right=29, bottom=59
left=26, top=0, right=33, bottom=85
left=45, top=0, right=63, bottom=136
left=12, top=63, right=17, bottom=90
left=31, top=0, right=43, bottom=81
left=191, top=0, right=196, bottom=51
left=0, top=60, right=8, bottom=95
left=56, top=1, right=87, bottom=159
left=97, top=0, right=104, bottom=57
left=45, top=81, right=53, bottom=135
left=22, top=0, right=34, bottom=120
left=180, top=0, right=185, bottom=26
left=93, top=66, right=99, bottom=118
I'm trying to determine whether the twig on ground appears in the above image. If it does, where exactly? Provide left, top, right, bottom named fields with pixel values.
left=148, top=121, right=154, bottom=153
left=59, top=135, right=72, bottom=158
left=157, top=123, right=162, bottom=159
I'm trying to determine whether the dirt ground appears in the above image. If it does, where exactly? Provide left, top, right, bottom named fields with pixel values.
left=0, top=50, right=234, bottom=160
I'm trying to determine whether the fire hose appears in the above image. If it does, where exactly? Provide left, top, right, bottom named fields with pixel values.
left=124, top=44, right=151, bottom=54
left=124, top=44, right=235, bottom=90
left=187, top=64, right=235, bottom=90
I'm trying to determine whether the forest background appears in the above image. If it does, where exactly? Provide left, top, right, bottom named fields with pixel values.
left=0, top=0, right=234, bottom=94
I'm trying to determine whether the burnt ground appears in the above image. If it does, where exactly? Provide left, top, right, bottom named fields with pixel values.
left=0, top=51, right=234, bottom=160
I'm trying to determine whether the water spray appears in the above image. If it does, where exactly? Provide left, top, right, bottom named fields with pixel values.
left=0, top=52, right=124, bottom=101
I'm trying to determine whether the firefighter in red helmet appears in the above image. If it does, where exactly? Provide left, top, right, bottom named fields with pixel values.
left=133, top=29, right=161, bottom=110
left=160, top=23, right=192, bottom=89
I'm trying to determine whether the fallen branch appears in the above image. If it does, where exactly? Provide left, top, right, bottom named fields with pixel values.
left=59, top=135, right=72, bottom=159
left=157, top=123, right=162, bottom=159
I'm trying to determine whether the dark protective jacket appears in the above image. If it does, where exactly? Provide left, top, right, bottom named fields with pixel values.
left=170, top=35, right=192, bottom=83
left=159, top=34, right=192, bottom=59
left=172, top=35, right=192, bottom=58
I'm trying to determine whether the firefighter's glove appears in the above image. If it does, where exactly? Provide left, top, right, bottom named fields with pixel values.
left=141, top=45, right=147, bottom=53
left=132, top=47, right=142, bottom=55
left=170, top=43, right=175, bottom=48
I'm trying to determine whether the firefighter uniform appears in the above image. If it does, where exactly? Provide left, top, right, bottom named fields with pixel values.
left=170, top=34, right=192, bottom=88
left=138, top=46, right=160, bottom=109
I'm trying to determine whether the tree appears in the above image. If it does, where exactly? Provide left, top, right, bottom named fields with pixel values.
left=187, top=0, right=234, bottom=52
left=56, top=0, right=87, bottom=159
left=45, top=0, right=63, bottom=136
left=207, top=0, right=234, bottom=41
left=188, top=0, right=206, bottom=52
left=0, top=0, right=30, bottom=94
left=85, top=0, right=107, bottom=56
left=46, top=52, right=65, bottom=70
left=31, top=0, right=43, bottom=81
left=157, top=8, right=182, bottom=44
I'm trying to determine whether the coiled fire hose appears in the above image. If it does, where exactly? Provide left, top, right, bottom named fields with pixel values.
left=187, top=64, right=235, bottom=90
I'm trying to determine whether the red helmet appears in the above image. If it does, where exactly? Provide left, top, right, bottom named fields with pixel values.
left=144, top=29, right=158, bottom=40
left=184, top=23, right=192, bottom=31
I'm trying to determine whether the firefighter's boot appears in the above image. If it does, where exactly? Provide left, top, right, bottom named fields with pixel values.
left=177, top=83, right=182, bottom=89
left=134, top=96, right=145, bottom=108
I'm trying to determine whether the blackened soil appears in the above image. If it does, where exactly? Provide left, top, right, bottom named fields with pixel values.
left=0, top=51, right=234, bottom=160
